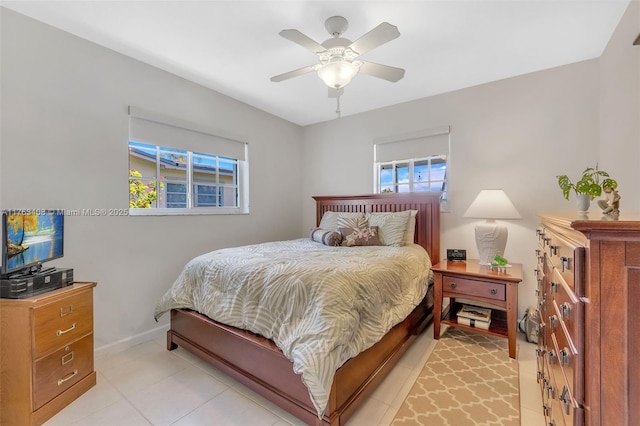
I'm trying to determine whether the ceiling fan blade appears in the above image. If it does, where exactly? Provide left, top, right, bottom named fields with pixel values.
left=270, top=65, right=317, bottom=82
left=348, top=22, right=400, bottom=56
left=279, top=29, right=326, bottom=54
left=328, top=87, right=344, bottom=98
left=359, top=61, right=405, bottom=82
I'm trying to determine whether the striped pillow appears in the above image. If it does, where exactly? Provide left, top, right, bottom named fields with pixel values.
left=310, top=228, right=343, bottom=246
left=366, top=210, right=412, bottom=246
left=319, top=212, right=366, bottom=232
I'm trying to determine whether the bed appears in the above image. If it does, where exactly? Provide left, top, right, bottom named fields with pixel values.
left=155, top=192, right=441, bottom=426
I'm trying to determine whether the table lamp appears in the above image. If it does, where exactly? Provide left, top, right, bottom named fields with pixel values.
left=463, top=189, right=521, bottom=265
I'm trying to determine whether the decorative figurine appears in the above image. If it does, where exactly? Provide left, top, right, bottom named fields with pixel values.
left=598, top=186, right=620, bottom=215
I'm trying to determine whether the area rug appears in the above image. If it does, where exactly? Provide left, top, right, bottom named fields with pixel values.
left=391, top=327, right=520, bottom=426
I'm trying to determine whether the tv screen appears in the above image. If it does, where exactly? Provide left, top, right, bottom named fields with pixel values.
left=2, top=210, right=64, bottom=275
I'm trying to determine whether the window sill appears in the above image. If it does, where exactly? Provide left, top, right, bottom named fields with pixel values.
left=128, top=207, right=249, bottom=216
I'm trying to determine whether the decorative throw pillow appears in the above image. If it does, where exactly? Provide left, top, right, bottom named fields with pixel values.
left=366, top=210, right=412, bottom=246
left=310, top=228, right=343, bottom=246
left=339, top=226, right=382, bottom=247
left=318, top=211, right=366, bottom=232
left=403, top=210, right=419, bottom=245
left=336, top=215, right=368, bottom=232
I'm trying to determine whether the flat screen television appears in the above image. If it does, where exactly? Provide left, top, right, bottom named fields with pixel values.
left=1, top=210, right=64, bottom=276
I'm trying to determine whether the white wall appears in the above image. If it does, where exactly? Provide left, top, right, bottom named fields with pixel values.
left=599, top=0, right=640, bottom=209
left=1, top=4, right=638, bottom=348
left=302, top=60, right=600, bottom=317
left=302, top=1, right=639, bottom=319
left=0, top=9, right=304, bottom=348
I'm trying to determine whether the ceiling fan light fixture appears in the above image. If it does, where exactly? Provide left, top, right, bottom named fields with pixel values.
left=317, top=60, right=360, bottom=89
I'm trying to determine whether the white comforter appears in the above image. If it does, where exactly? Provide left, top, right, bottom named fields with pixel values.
left=154, top=238, right=431, bottom=416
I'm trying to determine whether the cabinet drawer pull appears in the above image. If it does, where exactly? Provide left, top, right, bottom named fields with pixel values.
left=560, top=303, right=571, bottom=320
left=560, top=347, right=571, bottom=366
left=60, top=304, right=73, bottom=317
left=549, top=315, right=558, bottom=330
left=549, top=245, right=558, bottom=256
left=61, top=351, right=74, bottom=365
left=560, top=256, right=570, bottom=272
left=489, top=288, right=498, bottom=295
left=449, top=282, right=457, bottom=289
left=559, top=386, right=571, bottom=415
left=57, top=369, right=78, bottom=385
left=56, top=323, right=77, bottom=336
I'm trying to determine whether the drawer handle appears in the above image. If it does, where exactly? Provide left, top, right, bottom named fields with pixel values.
left=60, top=304, right=73, bottom=317
left=57, top=369, right=78, bottom=386
left=489, top=288, right=498, bottom=295
left=549, top=245, right=558, bottom=256
left=559, top=386, right=571, bottom=415
left=61, top=351, right=74, bottom=365
left=560, top=256, right=570, bottom=272
left=449, top=282, right=457, bottom=289
left=550, top=281, right=559, bottom=293
left=560, top=303, right=571, bottom=320
left=56, top=323, right=77, bottom=336
left=560, top=347, right=571, bottom=366
left=549, top=315, right=558, bottom=330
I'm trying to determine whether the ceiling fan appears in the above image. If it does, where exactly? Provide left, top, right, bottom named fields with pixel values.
left=270, top=16, right=405, bottom=99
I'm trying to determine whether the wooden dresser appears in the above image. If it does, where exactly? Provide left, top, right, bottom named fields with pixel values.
left=536, top=213, right=639, bottom=426
left=0, top=282, right=97, bottom=426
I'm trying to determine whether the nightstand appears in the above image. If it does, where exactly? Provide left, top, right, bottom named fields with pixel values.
left=432, top=259, right=523, bottom=358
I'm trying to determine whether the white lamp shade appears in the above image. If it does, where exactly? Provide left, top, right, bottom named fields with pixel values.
left=464, top=190, right=521, bottom=265
left=464, top=189, right=521, bottom=219
left=317, top=60, right=359, bottom=88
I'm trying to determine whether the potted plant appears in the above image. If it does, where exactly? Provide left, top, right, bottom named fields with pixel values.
left=557, top=164, right=617, bottom=212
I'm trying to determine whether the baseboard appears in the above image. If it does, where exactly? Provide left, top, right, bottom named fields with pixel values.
left=95, top=323, right=169, bottom=356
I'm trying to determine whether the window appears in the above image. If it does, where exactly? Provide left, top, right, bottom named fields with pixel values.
left=128, top=107, right=248, bottom=215
left=374, top=126, right=450, bottom=210
left=378, top=156, right=447, bottom=193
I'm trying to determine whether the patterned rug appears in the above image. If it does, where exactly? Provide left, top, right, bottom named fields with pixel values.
left=391, top=327, right=520, bottom=426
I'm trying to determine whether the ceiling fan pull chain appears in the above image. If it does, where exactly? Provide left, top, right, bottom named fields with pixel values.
left=336, top=94, right=341, bottom=118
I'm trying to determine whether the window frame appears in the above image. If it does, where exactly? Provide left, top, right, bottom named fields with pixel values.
left=373, top=126, right=450, bottom=211
left=128, top=107, right=249, bottom=216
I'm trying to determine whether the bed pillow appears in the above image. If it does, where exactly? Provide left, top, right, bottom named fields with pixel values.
left=339, top=226, right=382, bottom=247
left=403, top=210, right=419, bottom=245
left=310, top=228, right=343, bottom=246
left=366, top=210, right=412, bottom=246
left=318, top=211, right=366, bottom=232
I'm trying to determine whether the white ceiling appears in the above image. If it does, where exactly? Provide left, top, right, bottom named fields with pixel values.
left=1, top=0, right=631, bottom=126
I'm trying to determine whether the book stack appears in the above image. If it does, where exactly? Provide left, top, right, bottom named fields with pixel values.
left=457, top=304, right=492, bottom=330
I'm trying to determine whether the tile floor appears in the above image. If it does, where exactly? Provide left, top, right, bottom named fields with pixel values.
left=45, top=324, right=545, bottom=425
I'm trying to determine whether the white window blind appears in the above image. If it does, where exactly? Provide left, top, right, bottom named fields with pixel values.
left=128, top=107, right=246, bottom=161
left=374, top=126, right=450, bottom=163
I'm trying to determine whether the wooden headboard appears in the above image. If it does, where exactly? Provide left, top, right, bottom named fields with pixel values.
left=313, top=193, right=441, bottom=263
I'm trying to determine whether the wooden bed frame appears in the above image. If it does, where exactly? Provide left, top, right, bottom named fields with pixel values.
left=167, top=193, right=441, bottom=425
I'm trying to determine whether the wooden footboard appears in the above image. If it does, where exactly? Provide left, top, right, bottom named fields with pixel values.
left=168, top=286, right=433, bottom=426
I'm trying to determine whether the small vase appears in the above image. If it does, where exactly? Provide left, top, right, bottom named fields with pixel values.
left=576, top=194, right=590, bottom=213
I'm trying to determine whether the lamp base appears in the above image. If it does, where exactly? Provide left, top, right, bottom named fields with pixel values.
left=475, top=221, right=508, bottom=265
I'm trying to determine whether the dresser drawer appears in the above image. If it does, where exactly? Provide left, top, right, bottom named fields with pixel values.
left=550, top=269, right=583, bottom=348
left=34, top=289, right=94, bottom=357
left=550, top=333, right=579, bottom=426
left=542, top=228, right=586, bottom=297
left=33, top=333, right=94, bottom=410
left=441, top=275, right=506, bottom=301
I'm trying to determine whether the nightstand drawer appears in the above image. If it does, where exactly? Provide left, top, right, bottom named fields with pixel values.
left=442, top=275, right=506, bottom=301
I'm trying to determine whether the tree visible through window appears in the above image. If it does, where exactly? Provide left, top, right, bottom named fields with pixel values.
left=128, top=141, right=239, bottom=210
